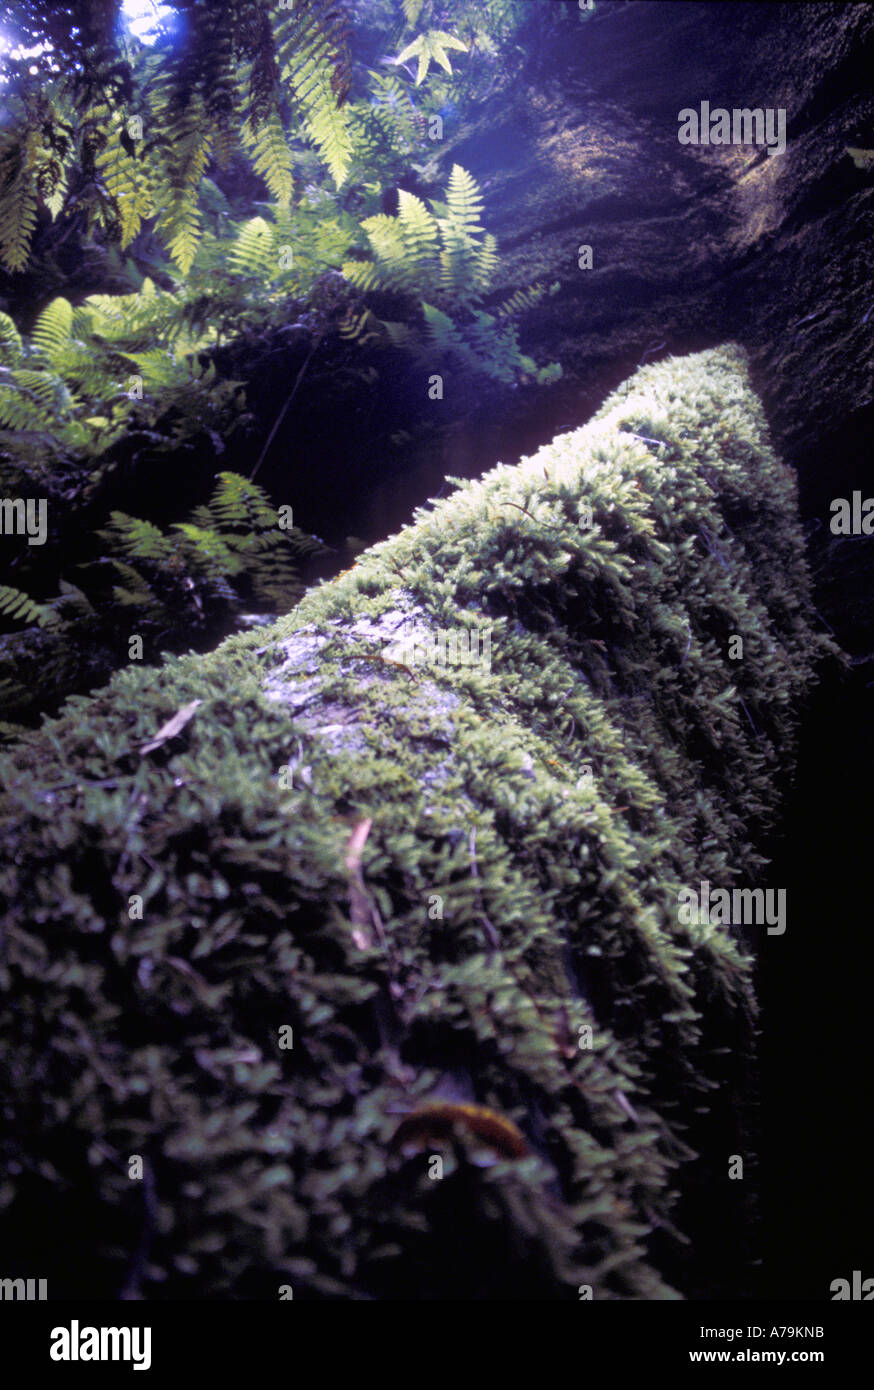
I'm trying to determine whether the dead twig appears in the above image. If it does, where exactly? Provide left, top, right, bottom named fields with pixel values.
left=501, top=501, right=563, bottom=530
left=250, top=338, right=319, bottom=482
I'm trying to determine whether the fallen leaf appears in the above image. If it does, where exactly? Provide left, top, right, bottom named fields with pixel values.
left=140, top=700, right=203, bottom=756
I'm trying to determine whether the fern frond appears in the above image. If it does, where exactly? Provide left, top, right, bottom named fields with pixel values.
left=0, top=584, right=59, bottom=629
left=206, top=471, right=278, bottom=533
left=119, top=349, right=188, bottom=392
left=381, top=320, right=414, bottom=349
left=445, top=163, right=484, bottom=235
left=472, top=232, right=499, bottom=294
left=0, top=152, right=39, bottom=272
left=394, top=30, right=468, bottom=86
left=241, top=112, right=295, bottom=207
left=157, top=190, right=204, bottom=276
left=94, top=113, right=155, bottom=247
left=104, top=559, right=160, bottom=610
left=494, top=284, right=552, bottom=319
left=40, top=158, right=69, bottom=220
left=397, top=190, right=440, bottom=281
left=0, top=369, right=72, bottom=430
left=275, top=2, right=354, bottom=187
left=152, top=88, right=212, bottom=273
left=433, top=167, right=487, bottom=301
left=421, top=301, right=468, bottom=355
left=228, top=217, right=278, bottom=279
left=341, top=257, right=382, bottom=293
left=172, top=522, right=244, bottom=578
left=30, top=298, right=73, bottom=365
left=0, top=313, right=24, bottom=366
left=98, top=512, right=176, bottom=566
left=339, top=308, right=383, bottom=344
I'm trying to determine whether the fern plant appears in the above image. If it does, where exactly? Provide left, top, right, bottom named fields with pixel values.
left=342, top=165, right=561, bottom=384
left=0, top=0, right=357, bottom=275
left=0, top=286, right=329, bottom=730
left=0, top=472, right=325, bottom=729
left=0, top=286, right=246, bottom=488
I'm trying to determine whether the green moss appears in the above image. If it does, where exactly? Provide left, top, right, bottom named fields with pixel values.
left=0, top=345, right=834, bottom=1299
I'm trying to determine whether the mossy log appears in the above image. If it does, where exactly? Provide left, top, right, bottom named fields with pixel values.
left=0, top=346, right=829, bottom=1299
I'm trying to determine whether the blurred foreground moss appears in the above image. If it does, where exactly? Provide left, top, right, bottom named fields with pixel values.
left=0, top=346, right=834, bottom=1298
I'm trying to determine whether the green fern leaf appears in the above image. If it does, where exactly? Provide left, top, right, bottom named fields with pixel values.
left=394, top=30, right=468, bottom=86
left=445, top=163, right=484, bottom=235
left=172, top=522, right=244, bottom=577
left=158, top=193, right=204, bottom=276
left=99, top=512, right=175, bottom=566
left=228, top=217, right=278, bottom=279
left=30, top=298, right=73, bottom=365
left=397, top=190, right=440, bottom=279
left=1, top=195, right=38, bottom=273
left=95, top=114, right=155, bottom=248
left=421, top=301, right=467, bottom=353
left=0, top=313, right=23, bottom=365
left=275, top=10, right=354, bottom=188
left=0, top=584, right=59, bottom=629
left=0, top=369, right=72, bottom=430
left=241, top=113, right=295, bottom=207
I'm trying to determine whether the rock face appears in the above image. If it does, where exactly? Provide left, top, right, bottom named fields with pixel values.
left=0, top=347, right=831, bottom=1299
left=450, top=1, right=874, bottom=647
left=271, top=2, right=873, bottom=662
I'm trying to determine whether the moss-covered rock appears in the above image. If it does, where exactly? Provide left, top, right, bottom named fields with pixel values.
left=0, top=345, right=831, bottom=1299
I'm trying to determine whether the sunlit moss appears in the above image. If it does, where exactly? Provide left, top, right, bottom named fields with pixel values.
left=0, top=345, right=833, bottom=1299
